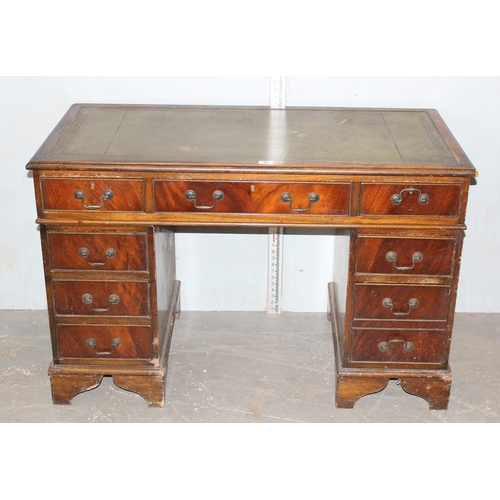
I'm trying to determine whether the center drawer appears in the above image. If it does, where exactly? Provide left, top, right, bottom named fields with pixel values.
left=154, top=181, right=351, bottom=215
left=53, top=280, right=150, bottom=317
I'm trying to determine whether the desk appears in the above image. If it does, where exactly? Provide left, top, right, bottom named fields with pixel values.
left=27, top=104, right=477, bottom=409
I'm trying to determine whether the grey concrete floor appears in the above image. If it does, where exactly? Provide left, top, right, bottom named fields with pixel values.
left=0, top=310, right=499, bottom=423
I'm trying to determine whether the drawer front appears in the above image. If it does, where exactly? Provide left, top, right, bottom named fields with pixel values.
left=352, top=284, right=450, bottom=322
left=350, top=329, right=446, bottom=365
left=355, top=236, right=457, bottom=276
left=53, top=281, right=150, bottom=316
left=154, top=181, right=351, bottom=215
left=48, top=232, right=149, bottom=272
left=41, top=178, right=145, bottom=212
left=360, top=183, right=462, bottom=216
left=57, top=325, right=151, bottom=359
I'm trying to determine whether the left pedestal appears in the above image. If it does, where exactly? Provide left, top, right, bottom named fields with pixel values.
left=39, top=224, right=179, bottom=406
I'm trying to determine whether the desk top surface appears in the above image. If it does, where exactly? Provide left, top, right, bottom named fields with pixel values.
left=28, top=104, right=476, bottom=176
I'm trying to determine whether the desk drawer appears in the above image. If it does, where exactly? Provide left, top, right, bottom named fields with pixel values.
left=355, top=236, right=457, bottom=276
left=360, top=183, right=462, bottom=216
left=41, top=178, right=145, bottom=212
left=57, top=325, right=152, bottom=359
left=352, top=284, right=450, bottom=323
left=48, top=232, right=149, bottom=272
left=350, top=328, right=446, bottom=366
left=154, top=181, right=351, bottom=215
left=53, top=280, right=150, bottom=317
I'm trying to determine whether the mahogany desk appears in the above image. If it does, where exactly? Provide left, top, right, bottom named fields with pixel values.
left=27, top=104, right=477, bottom=409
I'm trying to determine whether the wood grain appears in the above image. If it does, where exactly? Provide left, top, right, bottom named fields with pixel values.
left=28, top=105, right=476, bottom=408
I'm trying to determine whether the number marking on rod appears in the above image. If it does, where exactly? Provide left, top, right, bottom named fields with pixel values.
left=268, top=226, right=284, bottom=314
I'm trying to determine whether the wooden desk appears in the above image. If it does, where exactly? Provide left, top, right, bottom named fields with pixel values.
left=27, top=104, right=477, bottom=409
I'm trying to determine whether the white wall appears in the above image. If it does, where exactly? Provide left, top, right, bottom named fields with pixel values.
left=0, top=76, right=497, bottom=312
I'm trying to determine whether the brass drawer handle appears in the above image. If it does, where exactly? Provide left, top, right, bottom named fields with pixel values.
left=382, top=297, right=419, bottom=316
left=74, top=189, right=114, bottom=209
left=378, top=339, right=414, bottom=352
left=185, top=189, right=224, bottom=210
left=391, top=187, right=429, bottom=206
left=86, top=338, right=122, bottom=355
left=78, top=247, right=117, bottom=266
left=82, top=293, right=120, bottom=312
left=385, top=251, right=423, bottom=271
left=280, top=192, right=319, bottom=212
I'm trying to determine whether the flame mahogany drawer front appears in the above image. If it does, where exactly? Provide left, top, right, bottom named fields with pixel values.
left=53, top=280, right=150, bottom=317
left=48, top=232, right=149, bottom=272
left=57, top=325, right=152, bottom=360
left=41, top=178, right=146, bottom=212
left=355, top=236, right=457, bottom=276
left=154, top=181, right=351, bottom=215
left=352, top=284, right=450, bottom=324
left=360, top=183, right=462, bottom=216
left=349, top=329, right=446, bottom=367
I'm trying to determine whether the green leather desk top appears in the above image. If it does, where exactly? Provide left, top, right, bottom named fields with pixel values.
left=27, top=104, right=476, bottom=176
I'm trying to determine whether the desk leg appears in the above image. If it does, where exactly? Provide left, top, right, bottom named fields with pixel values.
left=49, top=371, right=103, bottom=405
left=336, top=375, right=389, bottom=408
left=399, top=376, right=452, bottom=410
left=113, top=373, right=165, bottom=407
